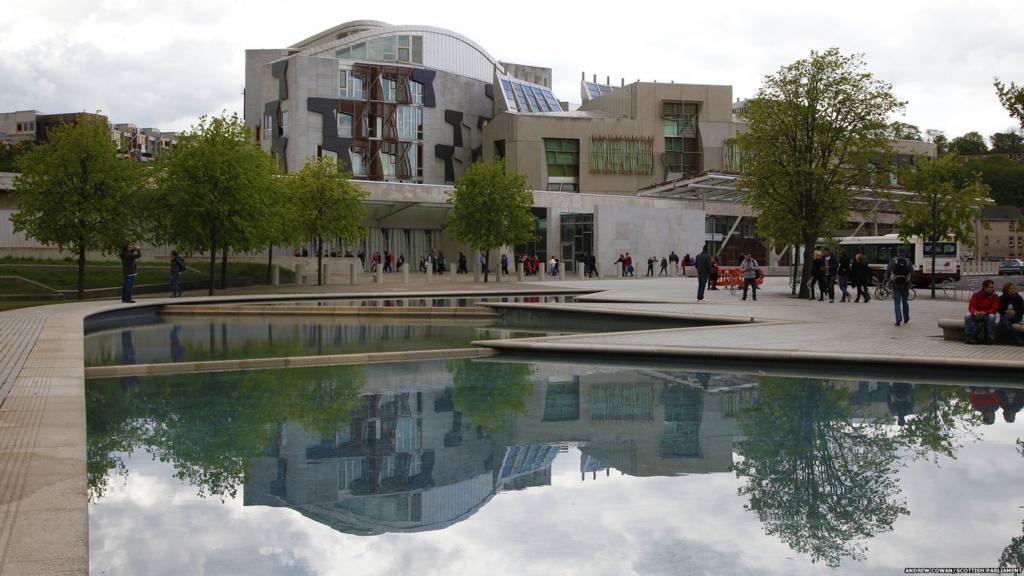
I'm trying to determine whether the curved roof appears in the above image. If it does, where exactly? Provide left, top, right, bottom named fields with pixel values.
left=292, top=20, right=505, bottom=78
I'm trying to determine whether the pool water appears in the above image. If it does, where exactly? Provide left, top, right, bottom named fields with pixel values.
left=240, top=293, right=580, bottom=307
left=87, top=359, right=1024, bottom=575
left=84, top=316, right=577, bottom=366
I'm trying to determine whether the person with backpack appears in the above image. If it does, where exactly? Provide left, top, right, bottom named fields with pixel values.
left=884, top=247, right=913, bottom=326
left=965, top=279, right=1000, bottom=344
left=169, top=250, right=185, bottom=298
left=659, top=256, right=669, bottom=277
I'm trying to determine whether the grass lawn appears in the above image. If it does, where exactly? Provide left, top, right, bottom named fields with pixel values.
left=0, top=258, right=293, bottom=292
left=0, top=301, right=57, bottom=312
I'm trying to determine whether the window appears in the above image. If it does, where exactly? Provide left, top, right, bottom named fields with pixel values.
left=263, top=115, right=273, bottom=141
left=367, top=114, right=379, bottom=139
left=280, top=111, right=288, bottom=137
left=398, top=35, right=410, bottom=62
left=367, top=36, right=397, bottom=61
left=397, top=106, right=420, bottom=140
left=410, top=81, right=424, bottom=105
left=349, top=149, right=366, bottom=176
left=380, top=151, right=396, bottom=177
left=544, top=139, right=579, bottom=177
left=591, top=137, right=654, bottom=175
left=494, top=139, right=506, bottom=159
left=340, top=70, right=364, bottom=100
left=337, top=113, right=353, bottom=138
left=513, top=83, right=531, bottom=112
left=500, top=80, right=517, bottom=111
left=382, top=78, right=397, bottom=102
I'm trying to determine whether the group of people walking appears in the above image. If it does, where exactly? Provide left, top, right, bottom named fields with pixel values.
left=807, top=247, right=874, bottom=304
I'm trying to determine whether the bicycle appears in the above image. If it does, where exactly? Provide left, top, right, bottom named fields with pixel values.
left=872, top=280, right=916, bottom=301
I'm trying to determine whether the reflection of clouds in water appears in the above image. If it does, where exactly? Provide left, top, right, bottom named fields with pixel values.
left=91, top=418, right=1024, bottom=575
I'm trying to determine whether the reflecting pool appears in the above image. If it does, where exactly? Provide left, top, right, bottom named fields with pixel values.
left=87, top=359, right=1024, bottom=574
left=242, top=293, right=581, bottom=307
left=84, top=316, right=577, bottom=366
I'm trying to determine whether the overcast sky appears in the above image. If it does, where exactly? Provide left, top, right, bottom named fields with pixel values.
left=2, top=0, right=1022, bottom=140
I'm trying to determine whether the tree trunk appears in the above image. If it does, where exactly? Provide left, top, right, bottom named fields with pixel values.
left=208, top=239, right=217, bottom=296
left=220, top=246, right=228, bottom=290
left=931, top=250, right=937, bottom=299
left=483, top=251, right=490, bottom=283
left=77, top=244, right=86, bottom=301
left=799, top=234, right=816, bottom=299
left=266, top=243, right=273, bottom=285
left=317, top=236, right=323, bottom=286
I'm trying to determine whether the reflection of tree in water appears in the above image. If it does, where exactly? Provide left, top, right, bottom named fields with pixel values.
left=897, top=385, right=980, bottom=462
left=87, top=365, right=364, bottom=501
left=449, top=360, right=534, bottom=432
left=733, top=377, right=908, bottom=567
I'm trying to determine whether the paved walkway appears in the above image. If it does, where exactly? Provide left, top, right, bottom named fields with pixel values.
left=0, top=278, right=1020, bottom=575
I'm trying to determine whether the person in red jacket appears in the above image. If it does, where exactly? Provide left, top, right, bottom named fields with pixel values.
left=967, top=386, right=1000, bottom=425
left=965, top=279, right=1000, bottom=344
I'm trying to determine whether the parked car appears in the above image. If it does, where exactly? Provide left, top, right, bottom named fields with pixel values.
left=999, top=259, right=1024, bottom=275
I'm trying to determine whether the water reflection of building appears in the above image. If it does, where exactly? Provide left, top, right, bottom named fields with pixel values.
left=244, top=363, right=770, bottom=536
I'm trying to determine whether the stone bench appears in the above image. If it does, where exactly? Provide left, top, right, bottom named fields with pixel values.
left=938, top=318, right=1024, bottom=342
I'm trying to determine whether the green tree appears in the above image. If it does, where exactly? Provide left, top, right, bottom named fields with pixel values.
left=926, top=129, right=950, bottom=157
left=733, top=378, right=908, bottom=567
left=450, top=359, right=534, bottom=432
left=446, top=158, right=535, bottom=282
left=736, top=48, right=904, bottom=298
left=10, top=113, right=144, bottom=300
left=889, top=121, right=922, bottom=141
left=994, top=77, right=1024, bottom=127
left=990, top=129, right=1024, bottom=153
left=897, top=385, right=980, bottom=461
left=966, top=156, right=1024, bottom=207
left=289, top=156, right=368, bottom=285
left=152, top=112, right=282, bottom=295
left=896, top=153, right=991, bottom=298
left=950, top=131, right=989, bottom=155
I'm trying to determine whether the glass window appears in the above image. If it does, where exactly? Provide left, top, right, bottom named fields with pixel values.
left=397, top=106, right=419, bottom=140
left=543, top=138, right=579, bottom=178
left=398, top=35, right=410, bottom=48
left=500, top=80, right=517, bottom=111
left=349, top=150, right=365, bottom=176
left=524, top=86, right=541, bottom=112
left=341, top=71, right=364, bottom=100
left=336, top=47, right=350, bottom=59
left=263, top=115, right=273, bottom=141
left=398, top=48, right=410, bottom=61
left=338, top=113, right=353, bottom=138
left=411, top=36, right=423, bottom=63
left=513, top=83, right=531, bottom=112
left=280, top=111, right=288, bottom=137
left=350, top=43, right=366, bottom=59
left=382, top=78, right=397, bottom=102
left=380, top=151, right=396, bottom=177
left=410, top=81, right=423, bottom=105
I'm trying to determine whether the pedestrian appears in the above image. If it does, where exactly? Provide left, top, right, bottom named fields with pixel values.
left=669, top=251, right=680, bottom=276
left=549, top=256, right=559, bottom=277
left=384, top=249, right=391, bottom=272
left=624, top=253, right=634, bottom=277
left=709, top=256, right=719, bottom=290
left=646, top=256, right=655, bottom=277
left=740, top=253, right=759, bottom=301
left=837, top=250, right=851, bottom=303
left=169, top=250, right=185, bottom=298
left=614, top=254, right=625, bottom=277
left=850, top=253, right=871, bottom=303
left=809, top=250, right=823, bottom=301
left=501, top=253, right=509, bottom=276
left=821, top=247, right=837, bottom=303
left=695, top=246, right=712, bottom=301
left=884, top=247, right=913, bottom=326
left=659, top=256, right=668, bottom=276
left=457, top=252, right=468, bottom=274
left=438, top=251, right=447, bottom=274
left=120, top=243, right=141, bottom=303
left=682, top=253, right=692, bottom=277
left=998, top=282, right=1023, bottom=345
left=396, top=254, right=405, bottom=270
left=586, top=253, right=598, bottom=278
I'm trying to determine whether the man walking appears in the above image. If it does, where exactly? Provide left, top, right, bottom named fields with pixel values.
left=120, top=244, right=141, bottom=303
left=740, top=253, right=759, bottom=301
left=170, top=250, right=185, bottom=298
left=884, top=247, right=913, bottom=326
left=821, top=247, right=837, bottom=303
left=669, top=251, right=680, bottom=276
left=694, top=246, right=712, bottom=301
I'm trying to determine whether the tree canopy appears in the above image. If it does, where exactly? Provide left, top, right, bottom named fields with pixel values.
left=10, top=113, right=144, bottom=299
left=151, top=112, right=285, bottom=295
left=990, top=129, right=1024, bottom=153
left=950, top=131, right=989, bottom=155
left=896, top=153, right=990, bottom=297
left=736, top=48, right=904, bottom=297
left=288, top=156, right=368, bottom=285
left=995, top=77, right=1024, bottom=128
left=445, top=158, right=535, bottom=281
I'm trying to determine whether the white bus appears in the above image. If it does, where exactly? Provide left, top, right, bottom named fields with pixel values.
left=831, top=234, right=960, bottom=287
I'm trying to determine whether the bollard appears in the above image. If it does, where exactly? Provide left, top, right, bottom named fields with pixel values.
left=517, top=263, right=524, bottom=282
left=473, top=255, right=481, bottom=283
left=426, top=266, right=433, bottom=283
left=537, top=266, right=545, bottom=282
left=349, top=261, right=359, bottom=285
left=294, top=263, right=306, bottom=285
left=578, top=264, right=585, bottom=280
left=271, top=265, right=280, bottom=286
left=402, top=264, right=409, bottom=284
left=495, top=255, right=504, bottom=283
left=375, top=266, right=384, bottom=284
left=322, top=262, right=331, bottom=285
left=450, top=265, right=457, bottom=283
